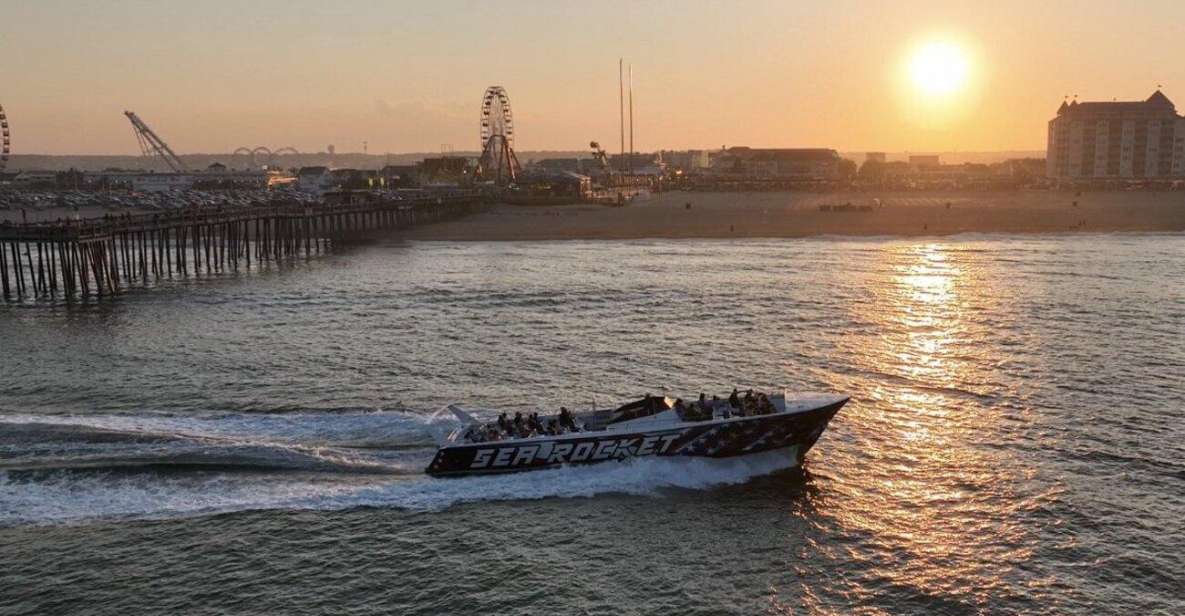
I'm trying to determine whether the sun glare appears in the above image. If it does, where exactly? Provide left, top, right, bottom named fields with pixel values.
left=908, top=41, right=969, bottom=97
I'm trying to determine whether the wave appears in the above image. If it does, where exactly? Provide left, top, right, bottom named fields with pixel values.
left=0, top=448, right=802, bottom=527
left=831, top=367, right=997, bottom=403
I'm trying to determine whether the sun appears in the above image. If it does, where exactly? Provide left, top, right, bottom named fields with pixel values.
left=908, top=41, right=969, bottom=97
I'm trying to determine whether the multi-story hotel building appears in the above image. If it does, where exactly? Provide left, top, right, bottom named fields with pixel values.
left=1046, top=90, right=1185, bottom=180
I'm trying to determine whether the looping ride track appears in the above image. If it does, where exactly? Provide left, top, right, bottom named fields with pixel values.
left=233, top=146, right=300, bottom=167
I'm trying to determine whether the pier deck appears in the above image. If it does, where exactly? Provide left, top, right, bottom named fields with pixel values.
left=0, top=193, right=485, bottom=300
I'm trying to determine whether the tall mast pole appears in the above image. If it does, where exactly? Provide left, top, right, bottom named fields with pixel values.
left=619, top=59, right=625, bottom=174
left=629, top=64, right=635, bottom=175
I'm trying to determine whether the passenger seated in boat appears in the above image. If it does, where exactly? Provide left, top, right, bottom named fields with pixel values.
left=695, top=393, right=712, bottom=420
left=512, top=412, right=535, bottom=438
left=729, top=388, right=741, bottom=410
left=741, top=390, right=756, bottom=415
left=497, top=413, right=510, bottom=434
left=673, top=398, right=687, bottom=420
left=559, top=407, right=576, bottom=431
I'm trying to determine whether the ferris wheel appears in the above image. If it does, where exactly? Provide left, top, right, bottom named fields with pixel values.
left=480, top=86, right=514, bottom=148
left=477, top=86, right=521, bottom=186
left=0, top=104, right=10, bottom=171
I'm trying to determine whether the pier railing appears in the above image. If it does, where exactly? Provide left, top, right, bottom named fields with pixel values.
left=0, top=194, right=485, bottom=301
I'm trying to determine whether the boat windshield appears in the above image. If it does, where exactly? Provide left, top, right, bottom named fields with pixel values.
left=607, top=396, right=672, bottom=424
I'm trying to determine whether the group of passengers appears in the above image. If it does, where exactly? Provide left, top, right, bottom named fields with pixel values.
left=672, top=389, right=776, bottom=421
left=464, top=407, right=582, bottom=443
left=462, top=389, right=776, bottom=443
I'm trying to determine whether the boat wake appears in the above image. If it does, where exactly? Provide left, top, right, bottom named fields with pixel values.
left=0, top=410, right=438, bottom=475
left=0, top=410, right=801, bottom=526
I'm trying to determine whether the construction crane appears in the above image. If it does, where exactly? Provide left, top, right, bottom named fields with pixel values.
left=124, top=110, right=187, bottom=172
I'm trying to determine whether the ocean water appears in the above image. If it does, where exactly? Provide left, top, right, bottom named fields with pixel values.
left=1, top=234, right=1183, bottom=615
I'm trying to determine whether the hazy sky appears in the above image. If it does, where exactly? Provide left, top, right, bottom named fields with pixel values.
left=3, top=0, right=1184, bottom=155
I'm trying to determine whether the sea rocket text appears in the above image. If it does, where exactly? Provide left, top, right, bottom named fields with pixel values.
left=469, top=433, right=681, bottom=469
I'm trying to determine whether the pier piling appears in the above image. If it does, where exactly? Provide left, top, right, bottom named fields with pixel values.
left=0, top=194, right=483, bottom=301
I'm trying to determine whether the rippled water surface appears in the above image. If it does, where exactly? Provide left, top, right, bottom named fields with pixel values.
left=2, top=234, right=1183, bottom=615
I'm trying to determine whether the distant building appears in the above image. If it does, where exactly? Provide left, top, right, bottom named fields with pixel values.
left=534, top=158, right=585, bottom=173
left=380, top=164, right=419, bottom=188
left=908, top=155, right=941, bottom=170
left=513, top=170, right=592, bottom=201
left=608, top=152, right=662, bottom=173
left=660, top=150, right=711, bottom=173
left=1047, top=90, right=1185, bottom=180
left=297, top=166, right=332, bottom=193
left=880, top=161, right=912, bottom=179
left=331, top=168, right=380, bottom=190
left=419, top=156, right=472, bottom=186
left=710, top=147, right=843, bottom=180
left=865, top=152, right=887, bottom=164
left=994, top=158, right=1046, bottom=179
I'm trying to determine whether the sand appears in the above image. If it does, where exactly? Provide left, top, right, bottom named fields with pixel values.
left=401, top=190, right=1185, bottom=240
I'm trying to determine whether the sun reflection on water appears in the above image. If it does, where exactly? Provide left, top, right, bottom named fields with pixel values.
left=795, top=241, right=1054, bottom=613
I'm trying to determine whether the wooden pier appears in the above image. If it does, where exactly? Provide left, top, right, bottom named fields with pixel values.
left=0, top=194, right=485, bottom=301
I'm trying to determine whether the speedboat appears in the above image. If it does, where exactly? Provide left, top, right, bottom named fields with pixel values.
left=425, top=390, right=847, bottom=477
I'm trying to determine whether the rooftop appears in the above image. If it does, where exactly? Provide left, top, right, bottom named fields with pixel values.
left=724, top=147, right=840, bottom=162
left=1057, top=90, right=1178, bottom=116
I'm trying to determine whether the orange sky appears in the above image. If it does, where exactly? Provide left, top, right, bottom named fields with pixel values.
left=3, top=1, right=1184, bottom=155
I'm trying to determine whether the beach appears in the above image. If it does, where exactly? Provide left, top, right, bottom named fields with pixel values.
left=401, top=190, right=1185, bottom=240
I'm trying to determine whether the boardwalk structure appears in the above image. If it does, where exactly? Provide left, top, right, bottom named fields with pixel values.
left=0, top=193, right=485, bottom=301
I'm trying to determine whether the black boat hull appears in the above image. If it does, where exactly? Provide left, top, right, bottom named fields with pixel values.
left=426, top=398, right=845, bottom=477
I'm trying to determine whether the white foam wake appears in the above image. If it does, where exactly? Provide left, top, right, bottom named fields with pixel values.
left=0, top=408, right=442, bottom=448
left=0, top=449, right=800, bottom=526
